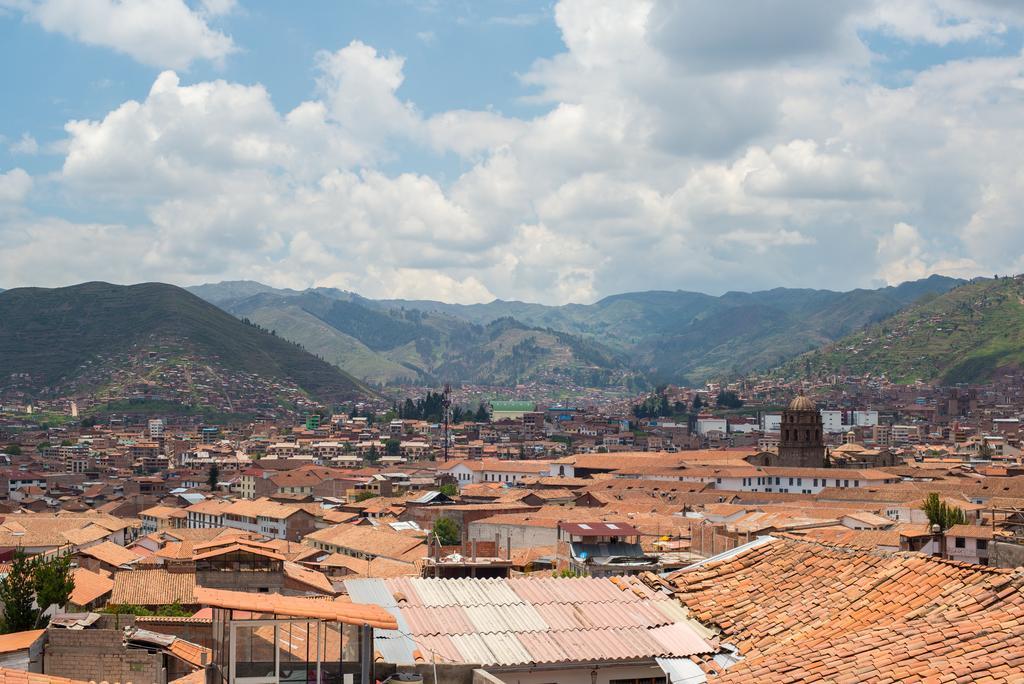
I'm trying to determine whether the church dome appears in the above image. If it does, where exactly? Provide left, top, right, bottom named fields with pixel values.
left=788, top=393, right=816, bottom=411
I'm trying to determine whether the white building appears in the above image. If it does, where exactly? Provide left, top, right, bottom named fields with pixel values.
left=148, top=419, right=164, bottom=439
left=852, top=410, right=879, bottom=427
left=761, top=414, right=781, bottom=432
left=696, top=418, right=728, bottom=436
left=820, top=411, right=844, bottom=434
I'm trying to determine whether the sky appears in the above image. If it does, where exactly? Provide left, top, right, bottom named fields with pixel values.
left=1, top=1, right=1024, bottom=304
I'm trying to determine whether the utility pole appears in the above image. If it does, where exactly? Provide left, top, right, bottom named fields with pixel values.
left=442, top=382, right=452, bottom=463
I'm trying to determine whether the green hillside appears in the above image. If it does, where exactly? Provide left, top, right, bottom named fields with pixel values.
left=216, top=289, right=637, bottom=387
left=191, top=275, right=961, bottom=386
left=0, top=282, right=370, bottom=404
left=778, top=276, right=1024, bottom=384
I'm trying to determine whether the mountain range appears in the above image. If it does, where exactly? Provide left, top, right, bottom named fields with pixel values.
left=0, top=282, right=369, bottom=410
left=188, top=275, right=965, bottom=387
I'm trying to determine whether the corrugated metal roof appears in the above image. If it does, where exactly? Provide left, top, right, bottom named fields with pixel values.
left=463, top=602, right=547, bottom=634
left=345, top=578, right=397, bottom=607
left=449, top=633, right=497, bottom=665
left=649, top=623, right=717, bottom=657
left=517, top=630, right=569, bottom=663
left=479, top=631, right=532, bottom=666
left=354, top=575, right=718, bottom=668
left=401, top=605, right=473, bottom=636
left=414, top=634, right=463, bottom=664
left=656, top=657, right=707, bottom=683
left=531, top=603, right=586, bottom=631
left=372, top=633, right=417, bottom=666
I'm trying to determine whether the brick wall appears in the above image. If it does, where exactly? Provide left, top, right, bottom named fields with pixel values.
left=44, top=626, right=165, bottom=684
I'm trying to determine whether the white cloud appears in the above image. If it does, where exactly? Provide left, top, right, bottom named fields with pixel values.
left=875, top=222, right=981, bottom=285
left=6, top=0, right=1024, bottom=301
left=0, top=168, right=32, bottom=205
left=9, top=133, right=38, bottom=155
left=21, top=0, right=236, bottom=69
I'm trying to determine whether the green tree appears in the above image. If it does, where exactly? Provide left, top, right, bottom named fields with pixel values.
left=433, top=517, right=460, bottom=546
left=33, top=554, right=74, bottom=627
left=0, top=552, right=39, bottom=633
left=715, top=391, right=744, bottom=409
left=385, top=438, right=401, bottom=456
left=353, top=491, right=377, bottom=502
left=691, top=395, right=704, bottom=413
left=438, top=483, right=458, bottom=497
left=977, top=439, right=994, bottom=460
left=3, top=446, right=20, bottom=456
left=921, top=492, right=967, bottom=531
left=366, top=445, right=380, bottom=464
left=207, top=463, right=220, bottom=490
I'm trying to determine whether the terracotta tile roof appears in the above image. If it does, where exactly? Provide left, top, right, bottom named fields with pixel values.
left=77, top=541, right=143, bottom=568
left=315, top=553, right=416, bottom=578
left=193, top=586, right=396, bottom=628
left=166, top=638, right=212, bottom=668
left=59, top=525, right=113, bottom=547
left=304, top=523, right=425, bottom=561
left=663, top=537, right=1024, bottom=683
left=69, top=567, right=114, bottom=607
left=282, top=561, right=335, bottom=594
left=110, top=569, right=197, bottom=606
left=168, top=669, right=206, bottom=684
left=139, top=505, right=183, bottom=520
left=0, top=514, right=126, bottom=548
left=945, top=524, right=997, bottom=540
left=0, top=669, right=85, bottom=684
left=0, top=630, right=45, bottom=653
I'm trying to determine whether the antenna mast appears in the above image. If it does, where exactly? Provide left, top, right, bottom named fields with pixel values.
left=442, top=382, right=452, bottom=462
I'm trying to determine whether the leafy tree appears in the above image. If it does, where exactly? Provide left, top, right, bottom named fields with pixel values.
left=207, top=463, right=220, bottom=490
left=438, top=483, right=459, bottom=497
left=60, top=439, right=74, bottom=447
left=3, top=446, right=20, bottom=456
left=33, top=554, right=74, bottom=627
left=475, top=404, right=490, bottom=422
left=921, top=492, right=967, bottom=531
left=353, top=491, right=377, bottom=502
left=433, top=517, right=460, bottom=546
left=385, top=438, right=401, bottom=456
left=0, top=552, right=38, bottom=633
left=691, top=395, right=704, bottom=413
left=366, top=444, right=380, bottom=464
left=552, top=568, right=581, bottom=578
left=977, top=439, right=994, bottom=460
left=715, top=391, right=744, bottom=409
left=35, top=442, right=51, bottom=453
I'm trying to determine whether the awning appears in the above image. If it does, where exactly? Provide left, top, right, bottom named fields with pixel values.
left=193, top=587, right=397, bottom=629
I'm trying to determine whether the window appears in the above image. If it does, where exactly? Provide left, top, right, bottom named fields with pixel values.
left=955, top=537, right=966, bottom=549
left=977, top=540, right=988, bottom=550
left=813, top=478, right=818, bottom=487
left=789, top=478, right=794, bottom=486
left=854, top=480, right=860, bottom=487
left=775, top=477, right=781, bottom=485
